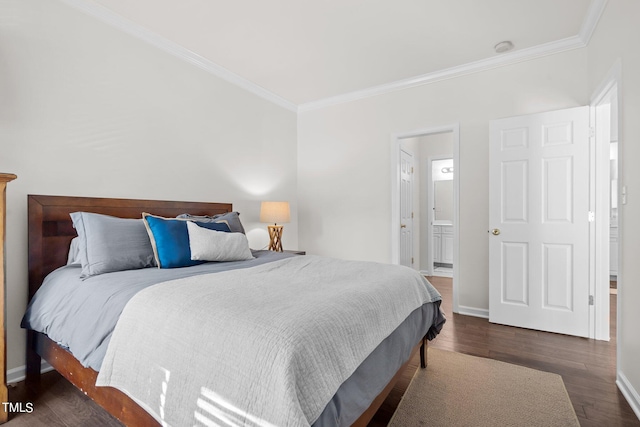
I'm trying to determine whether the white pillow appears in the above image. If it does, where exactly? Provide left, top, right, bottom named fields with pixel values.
left=186, top=221, right=254, bottom=262
left=67, top=236, right=81, bottom=265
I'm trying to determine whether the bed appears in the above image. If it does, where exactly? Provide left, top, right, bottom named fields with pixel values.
left=23, top=194, right=445, bottom=426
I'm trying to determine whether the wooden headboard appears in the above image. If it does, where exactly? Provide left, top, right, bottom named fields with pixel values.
left=27, top=195, right=232, bottom=300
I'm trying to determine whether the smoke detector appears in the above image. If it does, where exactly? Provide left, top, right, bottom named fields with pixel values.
left=494, top=41, right=514, bottom=53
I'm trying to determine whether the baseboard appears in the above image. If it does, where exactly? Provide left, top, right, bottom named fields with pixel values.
left=617, top=371, right=640, bottom=421
left=457, top=305, right=490, bottom=319
left=422, top=270, right=454, bottom=278
left=6, top=361, right=54, bottom=385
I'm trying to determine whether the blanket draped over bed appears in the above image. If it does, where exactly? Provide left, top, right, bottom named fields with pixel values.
left=96, top=255, right=441, bottom=426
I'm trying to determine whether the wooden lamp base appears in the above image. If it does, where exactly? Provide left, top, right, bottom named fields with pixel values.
left=267, top=225, right=284, bottom=252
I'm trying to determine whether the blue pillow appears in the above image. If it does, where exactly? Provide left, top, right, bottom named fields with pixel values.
left=142, top=213, right=231, bottom=268
left=176, top=211, right=246, bottom=234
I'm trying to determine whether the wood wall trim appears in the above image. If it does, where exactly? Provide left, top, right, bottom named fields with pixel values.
left=0, top=173, right=16, bottom=424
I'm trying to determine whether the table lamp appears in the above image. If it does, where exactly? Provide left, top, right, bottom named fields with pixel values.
left=260, top=201, right=290, bottom=252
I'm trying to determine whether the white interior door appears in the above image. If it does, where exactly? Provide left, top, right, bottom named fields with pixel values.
left=400, top=150, right=414, bottom=268
left=489, top=106, right=590, bottom=337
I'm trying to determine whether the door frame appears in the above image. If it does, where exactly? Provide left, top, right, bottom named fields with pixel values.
left=590, top=59, right=621, bottom=342
left=391, top=123, right=460, bottom=313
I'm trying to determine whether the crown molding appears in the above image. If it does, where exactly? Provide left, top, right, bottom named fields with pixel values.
left=299, top=0, right=608, bottom=112
left=59, top=0, right=298, bottom=113
left=59, top=0, right=607, bottom=115
left=298, top=35, right=587, bottom=112
left=579, top=0, right=608, bottom=45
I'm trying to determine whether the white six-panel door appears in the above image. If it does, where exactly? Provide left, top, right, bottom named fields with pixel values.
left=489, top=106, right=590, bottom=337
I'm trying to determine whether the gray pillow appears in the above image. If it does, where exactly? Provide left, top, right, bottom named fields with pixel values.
left=70, top=212, right=156, bottom=279
left=176, top=211, right=246, bottom=234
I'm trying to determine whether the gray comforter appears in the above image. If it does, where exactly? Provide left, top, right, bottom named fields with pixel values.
left=95, top=255, right=441, bottom=427
left=22, top=250, right=293, bottom=370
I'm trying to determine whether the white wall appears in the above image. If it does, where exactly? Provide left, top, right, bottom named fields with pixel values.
left=587, top=0, right=640, bottom=416
left=0, top=0, right=298, bottom=373
left=298, top=50, right=588, bottom=312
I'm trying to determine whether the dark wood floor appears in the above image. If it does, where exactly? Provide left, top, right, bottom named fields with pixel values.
left=5, top=277, right=638, bottom=426
left=369, top=276, right=640, bottom=427
left=5, top=370, right=122, bottom=426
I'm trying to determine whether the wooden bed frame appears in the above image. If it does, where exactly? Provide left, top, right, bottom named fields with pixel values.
left=25, top=194, right=427, bottom=426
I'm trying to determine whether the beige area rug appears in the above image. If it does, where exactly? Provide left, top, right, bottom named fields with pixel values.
left=389, top=348, right=579, bottom=427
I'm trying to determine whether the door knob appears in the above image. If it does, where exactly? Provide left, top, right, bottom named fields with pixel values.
left=400, top=224, right=407, bottom=228
left=491, top=228, right=500, bottom=235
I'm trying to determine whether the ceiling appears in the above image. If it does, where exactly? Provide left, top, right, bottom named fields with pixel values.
left=76, top=0, right=603, bottom=109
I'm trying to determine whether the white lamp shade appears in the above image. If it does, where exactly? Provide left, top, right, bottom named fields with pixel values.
left=260, top=201, right=290, bottom=224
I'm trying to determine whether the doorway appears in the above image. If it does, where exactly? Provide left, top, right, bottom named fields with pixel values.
left=429, top=156, right=454, bottom=277
left=391, top=124, right=460, bottom=313
left=486, top=70, right=619, bottom=340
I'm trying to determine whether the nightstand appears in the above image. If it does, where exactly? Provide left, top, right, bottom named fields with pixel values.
left=283, top=250, right=306, bottom=255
